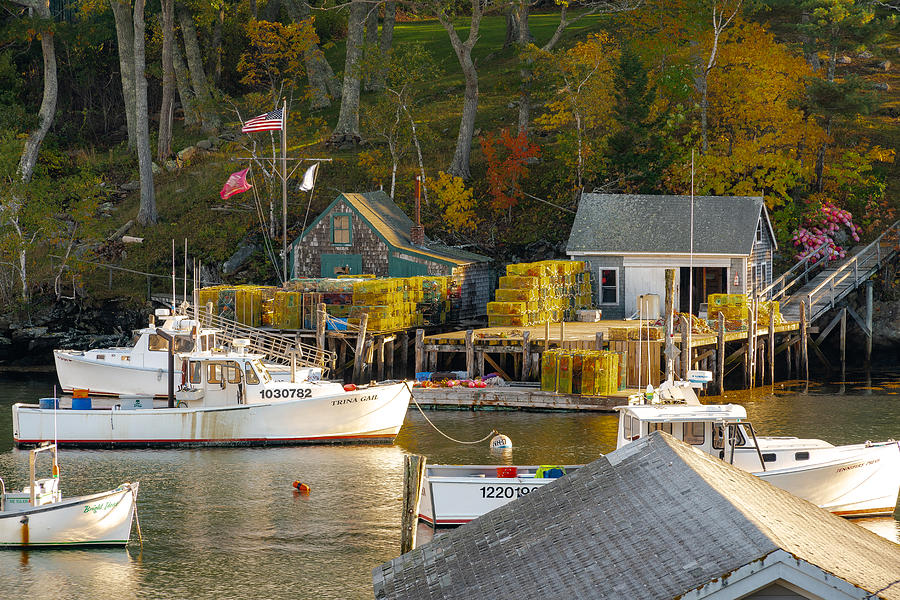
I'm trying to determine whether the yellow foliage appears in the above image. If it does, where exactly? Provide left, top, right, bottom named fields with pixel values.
left=431, top=172, right=480, bottom=232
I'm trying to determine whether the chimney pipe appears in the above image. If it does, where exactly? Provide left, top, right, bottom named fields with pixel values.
left=411, top=176, right=425, bottom=245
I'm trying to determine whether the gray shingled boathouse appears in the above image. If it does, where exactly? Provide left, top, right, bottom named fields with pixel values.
left=374, top=432, right=900, bottom=600
left=566, top=194, right=777, bottom=319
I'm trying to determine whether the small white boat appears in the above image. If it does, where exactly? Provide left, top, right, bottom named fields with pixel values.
left=419, top=464, right=579, bottom=527
left=0, top=444, right=138, bottom=547
left=16, top=342, right=411, bottom=447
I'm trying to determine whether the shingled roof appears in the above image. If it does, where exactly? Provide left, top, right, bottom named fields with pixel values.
left=374, top=432, right=900, bottom=600
left=566, top=194, right=775, bottom=255
left=297, top=191, right=489, bottom=266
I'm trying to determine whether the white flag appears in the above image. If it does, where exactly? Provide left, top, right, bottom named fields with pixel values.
left=299, top=163, right=318, bottom=192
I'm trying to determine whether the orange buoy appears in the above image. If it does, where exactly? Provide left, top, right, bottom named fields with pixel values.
left=292, top=481, right=311, bottom=494
left=343, top=383, right=357, bottom=392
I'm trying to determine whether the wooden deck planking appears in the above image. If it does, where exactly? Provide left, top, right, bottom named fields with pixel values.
left=412, top=386, right=636, bottom=412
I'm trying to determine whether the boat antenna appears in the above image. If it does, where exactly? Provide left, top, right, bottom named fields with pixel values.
left=52, top=385, right=59, bottom=477
left=637, top=297, right=643, bottom=391
left=688, top=149, right=695, bottom=368
left=183, top=238, right=188, bottom=312
left=171, top=239, right=177, bottom=313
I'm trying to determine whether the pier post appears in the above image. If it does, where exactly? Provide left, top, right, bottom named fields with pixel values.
left=840, top=307, right=847, bottom=378
left=352, top=314, right=369, bottom=384
left=595, top=332, right=604, bottom=351
left=680, top=314, right=689, bottom=379
left=522, top=331, right=531, bottom=381
left=414, top=329, right=424, bottom=376
left=400, top=331, right=409, bottom=378
left=786, top=341, right=792, bottom=379
left=559, top=321, right=566, bottom=349
left=768, top=309, right=775, bottom=385
left=377, top=335, right=385, bottom=382
left=800, top=301, right=808, bottom=383
left=865, top=280, right=873, bottom=365
left=316, top=303, right=326, bottom=352
left=717, top=313, right=725, bottom=395
left=544, top=321, right=550, bottom=351
left=364, top=338, right=374, bottom=382
left=747, top=299, right=756, bottom=389
left=465, top=329, right=474, bottom=379
left=401, top=454, right=427, bottom=554
left=386, top=337, right=395, bottom=379
left=477, top=350, right=485, bottom=377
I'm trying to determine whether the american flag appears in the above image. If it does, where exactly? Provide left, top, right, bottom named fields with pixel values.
left=242, top=108, right=284, bottom=133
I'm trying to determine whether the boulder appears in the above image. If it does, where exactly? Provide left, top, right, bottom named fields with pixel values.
left=177, top=145, right=199, bottom=164
left=120, top=181, right=140, bottom=191
left=151, top=162, right=162, bottom=175
left=165, top=159, right=180, bottom=172
left=858, top=50, right=874, bottom=59
left=836, top=56, right=852, bottom=65
left=873, top=82, right=890, bottom=91
left=196, top=139, right=213, bottom=150
left=877, top=60, right=891, bottom=72
left=222, top=242, right=259, bottom=275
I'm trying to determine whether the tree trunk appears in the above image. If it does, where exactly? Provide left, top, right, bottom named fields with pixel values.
left=134, top=0, right=157, bottom=225
left=157, top=0, right=176, bottom=162
left=171, top=28, right=200, bottom=127
left=178, top=5, right=220, bottom=131
left=329, top=0, right=366, bottom=145
left=516, top=0, right=532, bottom=134
left=435, top=1, right=483, bottom=181
left=363, top=2, right=379, bottom=91
left=211, top=2, right=224, bottom=85
left=504, top=1, right=532, bottom=48
left=250, top=0, right=256, bottom=19
left=111, top=0, right=137, bottom=149
left=290, top=0, right=340, bottom=109
left=16, top=0, right=57, bottom=183
left=372, top=1, right=395, bottom=90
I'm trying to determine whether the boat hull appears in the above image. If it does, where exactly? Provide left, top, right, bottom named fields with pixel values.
left=0, top=484, right=137, bottom=547
left=13, top=383, right=411, bottom=447
left=55, top=350, right=178, bottom=398
left=419, top=465, right=578, bottom=527
left=755, top=441, right=900, bottom=517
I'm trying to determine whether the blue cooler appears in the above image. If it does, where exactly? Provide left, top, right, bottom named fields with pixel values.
left=38, top=397, right=59, bottom=409
left=72, top=396, right=92, bottom=410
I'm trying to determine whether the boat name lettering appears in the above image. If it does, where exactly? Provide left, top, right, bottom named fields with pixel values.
left=83, top=501, right=116, bottom=514
left=261, top=388, right=313, bottom=400
left=836, top=458, right=880, bottom=473
left=331, top=394, right=377, bottom=406
left=480, top=485, right=541, bottom=499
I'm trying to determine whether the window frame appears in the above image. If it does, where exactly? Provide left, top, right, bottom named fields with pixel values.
left=684, top=421, right=705, bottom=445
left=331, top=213, right=353, bottom=246
left=599, top=267, right=619, bottom=305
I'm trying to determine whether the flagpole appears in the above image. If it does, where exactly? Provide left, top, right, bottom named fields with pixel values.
left=281, top=98, right=288, bottom=284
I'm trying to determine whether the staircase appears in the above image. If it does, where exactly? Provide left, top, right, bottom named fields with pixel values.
left=197, top=308, right=336, bottom=373
left=760, top=220, right=899, bottom=324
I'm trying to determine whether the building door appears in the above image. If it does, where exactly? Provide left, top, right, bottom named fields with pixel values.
left=389, top=256, right=429, bottom=277
left=321, top=254, right=363, bottom=277
left=679, top=267, right=727, bottom=314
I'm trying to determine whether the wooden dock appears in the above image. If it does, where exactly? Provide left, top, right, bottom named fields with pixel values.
left=412, top=385, right=635, bottom=412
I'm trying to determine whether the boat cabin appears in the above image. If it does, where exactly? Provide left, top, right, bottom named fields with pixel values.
left=181, top=351, right=271, bottom=407
left=0, top=444, right=61, bottom=513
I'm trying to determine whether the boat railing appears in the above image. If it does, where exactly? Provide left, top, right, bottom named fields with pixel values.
left=197, top=307, right=335, bottom=374
left=0, top=477, right=5, bottom=511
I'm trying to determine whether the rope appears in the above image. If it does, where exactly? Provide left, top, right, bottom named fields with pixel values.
left=129, top=484, right=143, bottom=547
left=404, top=381, right=499, bottom=445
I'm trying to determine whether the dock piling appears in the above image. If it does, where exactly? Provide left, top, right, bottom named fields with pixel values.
left=465, top=329, right=474, bottom=379
left=521, top=331, right=531, bottom=380
left=768, top=309, right=775, bottom=385
left=401, top=454, right=427, bottom=554
left=800, top=301, right=809, bottom=383
left=414, top=329, right=424, bottom=376
left=352, top=314, right=369, bottom=384
left=717, top=313, right=725, bottom=395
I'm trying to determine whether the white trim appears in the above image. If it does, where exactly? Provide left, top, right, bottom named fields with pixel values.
left=598, top=267, right=619, bottom=305
left=623, top=257, right=732, bottom=268
left=682, top=550, right=870, bottom=599
left=570, top=251, right=748, bottom=258
left=760, top=204, right=779, bottom=251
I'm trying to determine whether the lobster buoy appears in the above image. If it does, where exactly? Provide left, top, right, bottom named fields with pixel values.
left=490, top=433, right=513, bottom=450
left=343, top=383, right=357, bottom=392
left=292, top=481, right=311, bottom=494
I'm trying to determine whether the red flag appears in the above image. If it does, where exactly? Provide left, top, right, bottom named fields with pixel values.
left=220, top=168, right=252, bottom=199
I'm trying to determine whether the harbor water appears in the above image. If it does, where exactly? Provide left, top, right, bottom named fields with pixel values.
left=0, top=371, right=898, bottom=599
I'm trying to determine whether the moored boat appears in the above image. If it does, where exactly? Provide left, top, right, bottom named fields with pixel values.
left=16, top=342, right=411, bottom=448
left=0, top=444, right=138, bottom=547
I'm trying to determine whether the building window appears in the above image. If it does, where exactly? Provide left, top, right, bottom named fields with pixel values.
left=332, top=213, right=352, bottom=245
left=599, top=268, right=618, bottom=304
left=756, top=221, right=763, bottom=243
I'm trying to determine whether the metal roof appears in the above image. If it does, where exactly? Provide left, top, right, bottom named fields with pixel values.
left=566, top=194, right=774, bottom=256
left=374, top=432, right=900, bottom=600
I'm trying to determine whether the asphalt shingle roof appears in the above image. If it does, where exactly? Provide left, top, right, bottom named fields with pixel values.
left=374, top=432, right=900, bottom=600
left=566, top=194, right=767, bottom=256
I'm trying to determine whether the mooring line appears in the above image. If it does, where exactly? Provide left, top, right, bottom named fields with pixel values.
left=403, top=381, right=498, bottom=445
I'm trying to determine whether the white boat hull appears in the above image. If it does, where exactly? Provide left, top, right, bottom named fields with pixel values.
left=13, top=383, right=411, bottom=447
left=419, top=465, right=578, bottom=527
left=55, top=350, right=178, bottom=398
left=0, top=484, right=138, bottom=547
left=754, top=441, right=900, bottom=517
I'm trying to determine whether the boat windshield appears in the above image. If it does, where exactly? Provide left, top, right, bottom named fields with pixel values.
left=148, top=334, right=194, bottom=353
left=249, top=359, right=271, bottom=384
left=712, top=424, right=747, bottom=449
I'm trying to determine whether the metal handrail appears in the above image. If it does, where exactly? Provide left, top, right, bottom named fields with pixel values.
left=806, top=220, right=900, bottom=319
left=197, top=309, right=335, bottom=373
left=758, top=252, right=817, bottom=301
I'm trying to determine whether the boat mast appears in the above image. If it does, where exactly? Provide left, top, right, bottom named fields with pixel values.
left=281, top=98, right=288, bottom=283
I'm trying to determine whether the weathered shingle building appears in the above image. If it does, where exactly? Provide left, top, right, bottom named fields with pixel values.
left=375, top=432, right=900, bottom=600
left=566, top=194, right=777, bottom=318
left=289, top=191, right=494, bottom=319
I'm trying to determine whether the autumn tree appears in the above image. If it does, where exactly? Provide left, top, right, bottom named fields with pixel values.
left=480, top=129, right=540, bottom=216
left=431, top=171, right=480, bottom=233
left=237, top=19, right=318, bottom=97
left=532, top=33, right=619, bottom=191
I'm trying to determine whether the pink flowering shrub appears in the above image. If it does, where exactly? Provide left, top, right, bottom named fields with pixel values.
left=791, top=201, right=860, bottom=264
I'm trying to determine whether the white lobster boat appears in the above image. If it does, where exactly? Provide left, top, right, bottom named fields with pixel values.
left=420, top=381, right=900, bottom=526
left=616, top=382, right=900, bottom=518
left=15, top=342, right=411, bottom=448
left=1, top=444, right=138, bottom=547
